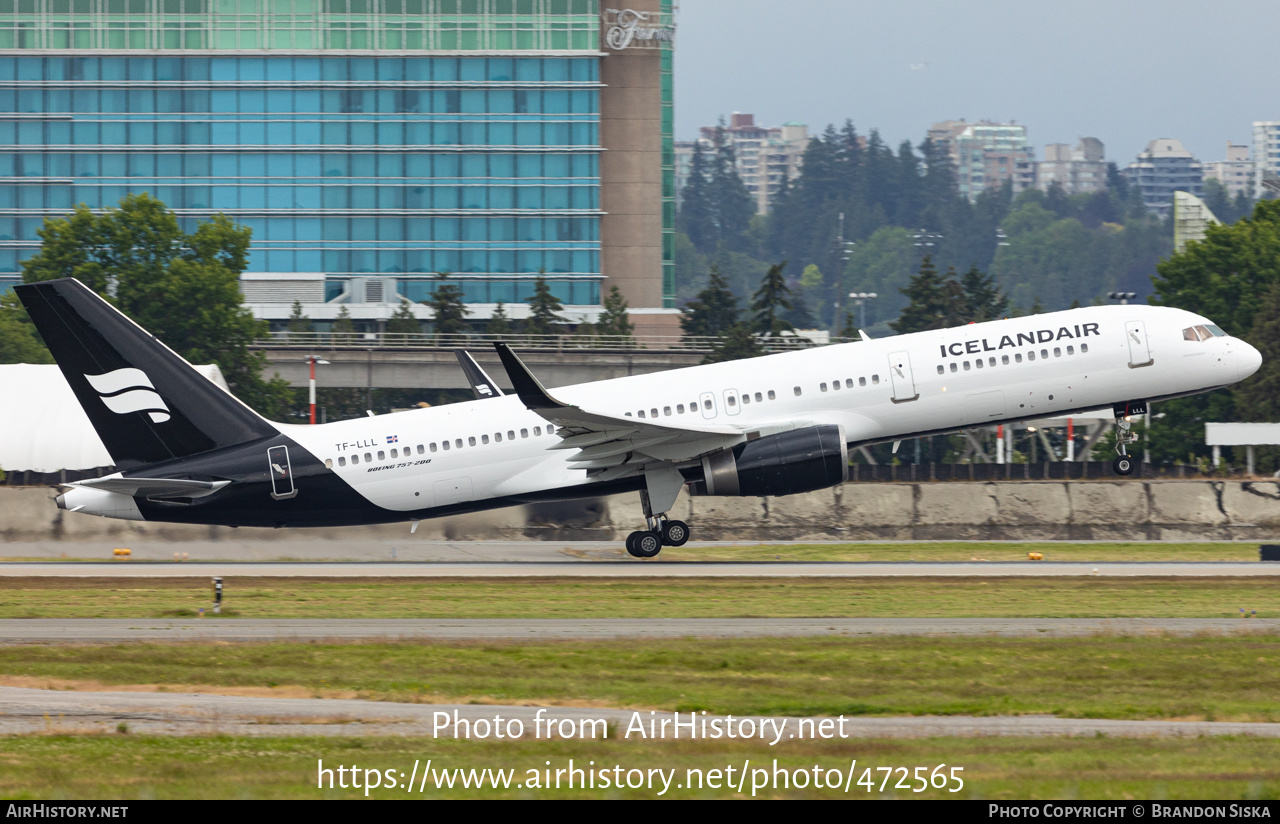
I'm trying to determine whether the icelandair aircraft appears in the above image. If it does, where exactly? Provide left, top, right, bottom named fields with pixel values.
left=17, top=278, right=1262, bottom=558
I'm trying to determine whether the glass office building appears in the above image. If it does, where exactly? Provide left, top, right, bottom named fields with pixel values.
left=0, top=0, right=675, bottom=326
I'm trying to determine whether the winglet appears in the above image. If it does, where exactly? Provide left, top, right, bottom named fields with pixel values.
left=493, top=343, right=569, bottom=410
left=454, top=350, right=505, bottom=400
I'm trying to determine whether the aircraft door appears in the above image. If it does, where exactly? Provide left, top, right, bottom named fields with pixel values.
left=699, top=391, right=717, bottom=419
left=722, top=388, right=741, bottom=416
left=888, top=351, right=919, bottom=403
left=267, top=445, right=297, bottom=500
left=1125, top=320, right=1153, bottom=367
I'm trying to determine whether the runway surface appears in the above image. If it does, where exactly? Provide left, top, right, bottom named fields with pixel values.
left=1, top=617, right=1275, bottom=643
left=1, top=560, right=1277, bottom=577
left=2, top=686, right=1277, bottom=739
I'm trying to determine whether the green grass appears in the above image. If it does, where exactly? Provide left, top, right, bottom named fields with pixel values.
left=1, top=735, right=1278, bottom=799
left=4, top=637, right=1280, bottom=721
left=658, top=541, right=1264, bottom=562
left=0, top=576, right=1276, bottom=619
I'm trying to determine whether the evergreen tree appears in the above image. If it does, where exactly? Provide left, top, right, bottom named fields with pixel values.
left=679, top=265, right=740, bottom=338
left=839, top=311, right=859, bottom=340
left=385, top=298, right=420, bottom=335
left=750, top=261, right=794, bottom=336
left=0, top=296, right=51, bottom=363
left=707, top=123, right=756, bottom=245
left=596, top=284, right=635, bottom=340
left=703, top=322, right=764, bottom=364
left=487, top=301, right=511, bottom=336
left=331, top=305, right=356, bottom=344
left=890, top=255, right=952, bottom=334
left=523, top=273, right=565, bottom=336
left=677, top=140, right=716, bottom=251
left=426, top=273, right=471, bottom=335
left=959, top=264, right=1008, bottom=322
left=286, top=300, right=312, bottom=336
left=1029, top=296, right=1047, bottom=315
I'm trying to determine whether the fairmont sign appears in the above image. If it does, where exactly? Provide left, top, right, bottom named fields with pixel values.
left=602, top=8, right=676, bottom=50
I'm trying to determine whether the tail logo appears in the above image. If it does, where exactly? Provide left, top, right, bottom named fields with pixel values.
left=83, top=368, right=171, bottom=423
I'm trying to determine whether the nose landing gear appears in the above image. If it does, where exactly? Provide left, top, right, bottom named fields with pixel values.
left=1112, top=401, right=1146, bottom=476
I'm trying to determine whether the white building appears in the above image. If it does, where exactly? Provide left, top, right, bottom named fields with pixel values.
left=1252, top=122, right=1280, bottom=199
left=675, top=114, right=808, bottom=214
left=927, top=119, right=1035, bottom=200
left=1202, top=142, right=1253, bottom=200
left=1037, top=138, right=1106, bottom=194
left=1125, top=139, right=1203, bottom=217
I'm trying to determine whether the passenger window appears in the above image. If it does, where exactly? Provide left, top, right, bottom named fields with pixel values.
left=521, top=428, right=528, bottom=438
left=949, top=363, right=957, bottom=373
left=533, top=426, right=541, bottom=436
left=664, top=406, right=671, bottom=415
left=325, top=458, right=333, bottom=468
left=1028, top=351, right=1036, bottom=361
left=390, top=448, right=398, bottom=458
left=1041, top=349, right=1048, bottom=359
left=1002, top=355, right=1009, bottom=364
left=989, top=357, right=995, bottom=367
left=963, top=361, right=971, bottom=371
left=937, top=365, right=945, bottom=374
left=494, top=432, right=502, bottom=442
left=454, top=439, right=462, bottom=448
left=442, top=441, right=450, bottom=450
left=1067, top=345, right=1074, bottom=355
left=638, top=410, right=645, bottom=418
left=508, top=430, right=515, bottom=440
left=692, top=399, right=699, bottom=410
left=625, top=412, right=632, bottom=417
left=338, top=456, right=346, bottom=466
left=377, top=451, right=385, bottom=461
left=703, top=399, right=712, bottom=409
left=871, top=375, right=879, bottom=384
left=676, top=404, right=685, bottom=414
left=650, top=408, right=658, bottom=417
left=767, top=390, right=776, bottom=400
left=727, top=396, right=737, bottom=406
left=1081, top=343, right=1088, bottom=353
left=481, top=434, right=489, bottom=444
left=351, top=454, right=359, bottom=464
left=430, top=443, right=437, bottom=452
left=843, top=380, right=852, bottom=389
left=417, top=444, right=424, bottom=454
left=975, top=359, right=984, bottom=369
left=756, top=392, right=763, bottom=401
left=819, top=383, right=828, bottom=392
left=741, top=395, right=750, bottom=405
left=547, top=426, right=555, bottom=434
left=793, top=386, right=802, bottom=396
left=1053, top=347, right=1061, bottom=357
left=859, top=377, right=867, bottom=386
left=831, top=379, right=840, bottom=390
left=1015, top=353, right=1023, bottom=363
left=364, top=452, right=372, bottom=462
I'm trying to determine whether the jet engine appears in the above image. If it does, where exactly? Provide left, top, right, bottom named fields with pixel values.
left=688, top=424, right=848, bottom=497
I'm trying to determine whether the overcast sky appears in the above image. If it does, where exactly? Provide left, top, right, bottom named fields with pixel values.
left=672, top=0, right=1278, bottom=164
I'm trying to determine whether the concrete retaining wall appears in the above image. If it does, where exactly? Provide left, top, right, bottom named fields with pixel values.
left=6, top=481, right=1280, bottom=543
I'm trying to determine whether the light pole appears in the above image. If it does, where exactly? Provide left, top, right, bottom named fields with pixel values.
left=848, top=292, right=877, bottom=331
left=304, top=356, right=330, bottom=425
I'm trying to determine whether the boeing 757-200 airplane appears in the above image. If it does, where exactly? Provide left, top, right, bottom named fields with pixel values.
left=17, top=277, right=1262, bottom=558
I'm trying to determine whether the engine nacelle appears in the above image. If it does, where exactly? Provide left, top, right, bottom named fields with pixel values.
left=55, top=486, right=144, bottom=521
left=689, top=425, right=848, bottom=497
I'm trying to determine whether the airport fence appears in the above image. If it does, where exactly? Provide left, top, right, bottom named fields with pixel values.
left=256, top=331, right=842, bottom=352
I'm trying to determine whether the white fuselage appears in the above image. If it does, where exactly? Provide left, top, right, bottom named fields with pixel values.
left=281, top=304, right=1258, bottom=515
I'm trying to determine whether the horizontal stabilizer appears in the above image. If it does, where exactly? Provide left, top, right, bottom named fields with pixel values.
left=73, top=476, right=230, bottom=499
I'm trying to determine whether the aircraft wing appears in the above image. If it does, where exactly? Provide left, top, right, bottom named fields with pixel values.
left=454, top=349, right=505, bottom=400
left=492, top=343, right=745, bottom=474
left=72, top=475, right=231, bottom=499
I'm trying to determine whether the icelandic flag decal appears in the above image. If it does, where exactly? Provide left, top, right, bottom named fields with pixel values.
left=387, top=435, right=399, bottom=443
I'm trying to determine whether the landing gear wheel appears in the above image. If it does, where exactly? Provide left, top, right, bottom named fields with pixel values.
left=626, top=530, right=662, bottom=558
left=661, top=520, right=690, bottom=547
left=1113, top=456, right=1134, bottom=476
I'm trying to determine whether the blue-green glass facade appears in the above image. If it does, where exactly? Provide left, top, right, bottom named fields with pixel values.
left=0, top=51, right=603, bottom=305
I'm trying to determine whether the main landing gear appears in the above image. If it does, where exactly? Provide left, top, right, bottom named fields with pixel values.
left=625, top=486, right=691, bottom=559
left=1112, top=401, right=1146, bottom=476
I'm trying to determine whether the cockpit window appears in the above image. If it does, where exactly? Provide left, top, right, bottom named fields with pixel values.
left=1184, top=325, right=1224, bottom=341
